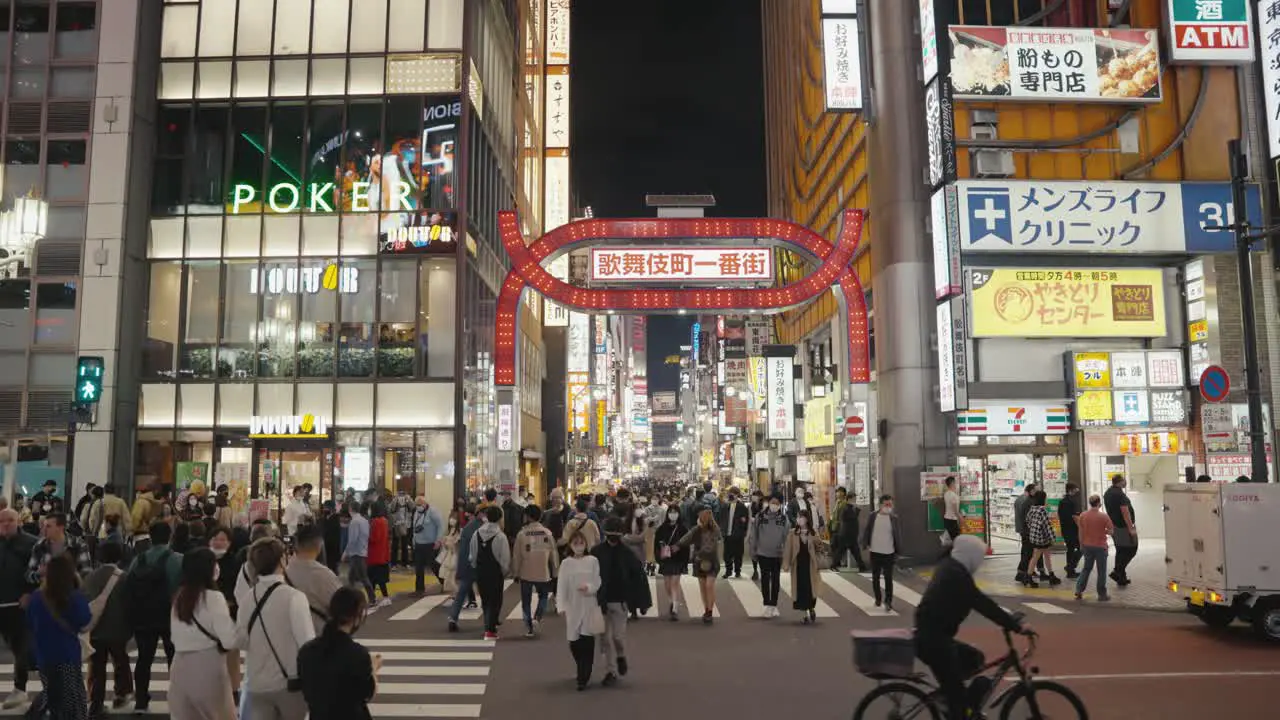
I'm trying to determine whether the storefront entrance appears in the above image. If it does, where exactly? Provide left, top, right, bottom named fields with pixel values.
left=253, top=439, right=337, bottom=522
left=957, top=436, right=1070, bottom=549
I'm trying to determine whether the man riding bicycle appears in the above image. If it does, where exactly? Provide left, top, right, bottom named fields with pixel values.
left=915, top=534, right=1033, bottom=719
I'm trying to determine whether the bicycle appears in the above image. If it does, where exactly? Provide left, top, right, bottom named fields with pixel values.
left=851, top=614, right=1088, bottom=720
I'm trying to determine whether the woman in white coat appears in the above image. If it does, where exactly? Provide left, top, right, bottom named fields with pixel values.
left=555, top=529, right=602, bottom=691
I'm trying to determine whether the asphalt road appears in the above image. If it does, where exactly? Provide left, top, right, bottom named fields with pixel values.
left=2, top=571, right=1276, bottom=718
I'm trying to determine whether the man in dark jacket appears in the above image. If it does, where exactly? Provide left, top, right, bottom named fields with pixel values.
left=500, top=489, right=523, bottom=544
left=916, top=535, right=1030, bottom=720
left=592, top=517, right=650, bottom=686
left=0, top=509, right=36, bottom=708
left=838, top=491, right=868, bottom=572
left=1057, top=483, right=1082, bottom=579
left=447, top=510, right=484, bottom=632
left=718, top=489, right=750, bottom=579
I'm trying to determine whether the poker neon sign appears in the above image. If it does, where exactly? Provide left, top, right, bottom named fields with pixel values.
left=230, top=182, right=419, bottom=214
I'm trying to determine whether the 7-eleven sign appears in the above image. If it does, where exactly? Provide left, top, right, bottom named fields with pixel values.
left=957, top=404, right=1071, bottom=436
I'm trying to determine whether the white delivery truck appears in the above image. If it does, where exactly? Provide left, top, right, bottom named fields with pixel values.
left=1164, top=483, right=1280, bottom=640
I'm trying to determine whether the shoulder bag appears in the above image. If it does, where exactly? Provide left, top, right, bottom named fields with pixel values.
left=248, top=583, right=303, bottom=692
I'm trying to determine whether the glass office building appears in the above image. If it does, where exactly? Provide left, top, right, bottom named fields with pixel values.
left=62, top=0, right=542, bottom=517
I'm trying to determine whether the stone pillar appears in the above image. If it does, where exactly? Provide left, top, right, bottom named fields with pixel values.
left=73, top=0, right=162, bottom=498
left=867, top=0, right=951, bottom=557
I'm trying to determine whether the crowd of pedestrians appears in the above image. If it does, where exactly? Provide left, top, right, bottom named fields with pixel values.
left=437, top=481, right=904, bottom=692
left=0, top=480, right=417, bottom=720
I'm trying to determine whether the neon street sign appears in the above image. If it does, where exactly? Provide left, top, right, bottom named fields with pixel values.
left=249, top=414, right=330, bottom=439
left=249, top=263, right=359, bottom=294
left=590, top=247, right=773, bottom=283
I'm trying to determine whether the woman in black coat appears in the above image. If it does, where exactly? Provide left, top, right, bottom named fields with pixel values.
left=654, top=507, right=690, bottom=620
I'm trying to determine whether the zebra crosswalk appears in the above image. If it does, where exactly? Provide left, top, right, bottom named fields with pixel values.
left=0, top=638, right=494, bottom=718
left=388, top=569, right=1080, bottom=624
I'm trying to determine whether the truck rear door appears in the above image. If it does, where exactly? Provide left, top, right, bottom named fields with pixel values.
left=1221, top=484, right=1280, bottom=593
left=1164, top=484, right=1223, bottom=589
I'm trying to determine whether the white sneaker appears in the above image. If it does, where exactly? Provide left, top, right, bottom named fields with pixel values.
left=378, top=597, right=393, bottom=608
left=366, top=602, right=382, bottom=614
left=2, top=690, right=26, bottom=709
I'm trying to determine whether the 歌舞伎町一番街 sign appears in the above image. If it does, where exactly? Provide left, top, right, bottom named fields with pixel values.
left=967, top=267, right=1167, bottom=338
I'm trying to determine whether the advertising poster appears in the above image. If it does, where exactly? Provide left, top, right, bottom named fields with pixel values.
left=948, top=26, right=1161, bottom=102
left=224, top=97, right=460, bottom=231
left=967, top=267, right=1166, bottom=338
left=175, top=461, right=208, bottom=491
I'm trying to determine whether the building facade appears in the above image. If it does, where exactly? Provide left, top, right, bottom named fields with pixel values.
left=764, top=0, right=1280, bottom=552
left=0, top=0, right=137, bottom=503
left=8, top=0, right=550, bottom=516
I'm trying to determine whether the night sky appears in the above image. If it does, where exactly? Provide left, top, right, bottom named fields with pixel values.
left=571, top=0, right=766, bottom=389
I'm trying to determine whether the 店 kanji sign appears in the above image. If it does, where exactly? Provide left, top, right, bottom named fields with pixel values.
left=589, top=248, right=774, bottom=283
left=1165, top=0, right=1254, bottom=64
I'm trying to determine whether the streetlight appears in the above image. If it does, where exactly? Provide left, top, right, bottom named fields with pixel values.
left=0, top=195, right=48, bottom=277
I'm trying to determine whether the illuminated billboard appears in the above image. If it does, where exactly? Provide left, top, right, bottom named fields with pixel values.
left=589, top=248, right=773, bottom=283
left=967, top=267, right=1166, bottom=338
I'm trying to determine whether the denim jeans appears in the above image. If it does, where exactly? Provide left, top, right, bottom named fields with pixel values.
left=448, top=577, right=475, bottom=622
left=1075, top=545, right=1109, bottom=597
left=520, top=580, right=551, bottom=630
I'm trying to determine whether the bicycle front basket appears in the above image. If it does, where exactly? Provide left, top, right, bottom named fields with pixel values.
left=851, top=628, right=916, bottom=679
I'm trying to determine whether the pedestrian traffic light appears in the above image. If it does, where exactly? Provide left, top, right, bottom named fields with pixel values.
left=73, top=356, right=104, bottom=407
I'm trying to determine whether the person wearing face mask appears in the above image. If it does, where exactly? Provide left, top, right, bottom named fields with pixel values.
left=783, top=509, right=823, bottom=624
left=282, top=486, right=311, bottom=539
left=751, top=494, right=789, bottom=618
left=861, top=494, right=903, bottom=611
left=208, top=528, right=239, bottom=615
left=637, top=496, right=660, bottom=577
left=183, top=492, right=206, bottom=523
left=786, top=485, right=811, bottom=527
left=654, top=504, right=690, bottom=620
left=298, top=587, right=381, bottom=720
left=718, top=489, right=750, bottom=580
left=437, top=510, right=462, bottom=600
left=169, top=547, right=239, bottom=719
left=213, top=485, right=235, bottom=530
left=410, top=496, right=444, bottom=596
left=745, top=490, right=764, bottom=581
left=591, top=517, right=645, bottom=685
left=673, top=509, right=723, bottom=623
left=511, top=505, right=559, bottom=637
left=556, top=530, right=602, bottom=691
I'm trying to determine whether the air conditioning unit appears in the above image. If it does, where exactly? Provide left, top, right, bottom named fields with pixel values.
left=969, top=121, right=1014, bottom=178
left=974, top=149, right=1015, bottom=178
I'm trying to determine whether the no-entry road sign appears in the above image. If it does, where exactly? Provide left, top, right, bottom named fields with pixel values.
left=1200, top=365, right=1231, bottom=404
left=845, top=416, right=865, bottom=436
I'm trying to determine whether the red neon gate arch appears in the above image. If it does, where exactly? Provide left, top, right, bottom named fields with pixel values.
left=493, top=209, right=870, bottom=387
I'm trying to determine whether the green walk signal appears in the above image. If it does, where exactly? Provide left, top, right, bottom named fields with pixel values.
left=74, top=356, right=105, bottom=407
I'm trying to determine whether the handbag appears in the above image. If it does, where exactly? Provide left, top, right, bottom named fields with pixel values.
left=584, top=603, right=606, bottom=635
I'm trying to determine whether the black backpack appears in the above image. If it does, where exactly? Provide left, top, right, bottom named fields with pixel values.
left=125, top=550, right=173, bottom=631
left=475, top=535, right=500, bottom=578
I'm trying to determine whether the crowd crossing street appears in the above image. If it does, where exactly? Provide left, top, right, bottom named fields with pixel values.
left=0, top=637, right=494, bottom=718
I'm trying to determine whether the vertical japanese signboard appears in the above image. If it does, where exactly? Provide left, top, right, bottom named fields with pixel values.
left=765, top=351, right=796, bottom=441
left=544, top=66, right=569, bottom=150
left=920, top=0, right=939, bottom=84
left=820, top=12, right=863, bottom=111
left=925, top=77, right=956, bottom=189
left=546, top=0, right=570, bottom=65
left=497, top=403, right=514, bottom=451
left=931, top=185, right=961, bottom=299
left=1259, top=0, right=1280, bottom=160
left=1164, top=0, right=1254, bottom=64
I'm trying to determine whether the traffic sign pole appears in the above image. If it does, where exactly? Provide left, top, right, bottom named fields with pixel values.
left=1229, top=140, right=1270, bottom=483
